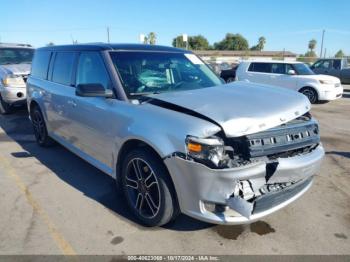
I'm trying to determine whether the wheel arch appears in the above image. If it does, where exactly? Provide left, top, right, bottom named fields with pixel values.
left=298, top=86, right=320, bottom=101
left=114, top=139, right=177, bottom=194
left=298, top=85, right=320, bottom=96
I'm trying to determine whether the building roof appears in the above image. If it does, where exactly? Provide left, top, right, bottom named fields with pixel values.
left=194, top=50, right=297, bottom=57
left=38, top=43, right=191, bottom=53
left=0, top=43, right=33, bottom=48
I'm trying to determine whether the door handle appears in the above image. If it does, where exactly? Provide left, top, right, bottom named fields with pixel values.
left=67, top=100, right=77, bottom=107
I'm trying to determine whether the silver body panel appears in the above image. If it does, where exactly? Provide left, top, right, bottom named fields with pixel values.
left=27, top=46, right=324, bottom=224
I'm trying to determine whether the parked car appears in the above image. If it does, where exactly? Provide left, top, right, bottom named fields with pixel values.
left=27, top=44, right=324, bottom=226
left=311, top=58, right=350, bottom=84
left=236, top=60, right=343, bottom=103
left=0, top=43, right=34, bottom=114
left=220, top=63, right=238, bottom=83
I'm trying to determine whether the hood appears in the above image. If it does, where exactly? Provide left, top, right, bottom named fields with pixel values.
left=0, top=63, right=31, bottom=75
left=297, top=74, right=341, bottom=83
left=148, top=82, right=311, bottom=137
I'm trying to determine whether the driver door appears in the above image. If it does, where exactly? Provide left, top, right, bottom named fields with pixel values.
left=65, top=51, right=115, bottom=171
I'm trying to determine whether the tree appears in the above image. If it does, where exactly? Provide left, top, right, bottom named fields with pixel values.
left=257, top=36, right=266, bottom=51
left=335, top=49, right=345, bottom=58
left=144, top=32, right=157, bottom=45
left=305, top=39, right=317, bottom=57
left=308, top=39, right=317, bottom=52
left=46, top=42, right=54, bottom=46
left=172, top=35, right=209, bottom=50
left=188, top=35, right=209, bottom=50
left=172, top=35, right=187, bottom=48
left=250, top=36, right=266, bottom=51
left=304, top=50, right=317, bottom=57
left=214, top=33, right=249, bottom=50
left=148, top=32, right=156, bottom=45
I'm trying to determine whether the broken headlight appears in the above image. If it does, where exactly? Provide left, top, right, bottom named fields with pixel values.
left=186, top=136, right=227, bottom=168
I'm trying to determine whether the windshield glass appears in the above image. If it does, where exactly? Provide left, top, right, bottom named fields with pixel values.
left=294, top=63, right=315, bottom=75
left=110, top=51, right=222, bottom=97
left=0, top=48, right=34, bottom=65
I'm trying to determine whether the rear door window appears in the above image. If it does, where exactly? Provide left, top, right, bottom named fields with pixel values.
left=52, top=52, right=77, bottom=86
left=31, top=51, right=51, bottom=79
left=248, top=62, right=271, bottom=73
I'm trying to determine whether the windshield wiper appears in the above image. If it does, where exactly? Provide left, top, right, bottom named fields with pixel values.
left=129, top=91, right=162, bottom=96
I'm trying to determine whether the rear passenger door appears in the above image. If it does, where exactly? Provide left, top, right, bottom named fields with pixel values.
left=47, top=51, right=78, bottom=139
left=245, top=62, right=272, bottom=84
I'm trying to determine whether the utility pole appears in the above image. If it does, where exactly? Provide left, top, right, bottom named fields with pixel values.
left=320, top=29, right=325, bottom=57
left=107, top=27, right=110, bottom=43
left=324, top=48, right=327, bottom=58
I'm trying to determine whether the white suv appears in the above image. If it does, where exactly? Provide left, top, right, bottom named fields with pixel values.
left=0, top=43, right=34, bottom=114
left=236, top=60, right=343, bottom=103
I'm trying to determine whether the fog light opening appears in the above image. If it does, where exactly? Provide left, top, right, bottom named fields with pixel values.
left=17, top=92, right=23, bottom=98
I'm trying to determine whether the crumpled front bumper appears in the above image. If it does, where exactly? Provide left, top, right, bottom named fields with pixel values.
left=164, top=144, right=324, bottom=224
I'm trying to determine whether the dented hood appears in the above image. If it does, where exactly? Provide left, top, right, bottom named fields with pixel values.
left=149, top=82, right=311, bottom=137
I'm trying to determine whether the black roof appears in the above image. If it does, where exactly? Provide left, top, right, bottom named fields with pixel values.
left=38, top=43, right=191, bottom=53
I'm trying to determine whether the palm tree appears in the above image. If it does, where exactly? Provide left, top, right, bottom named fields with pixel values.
left=148, top=32, right=157, bottom=45
left=308, top=39, right=317, bottom=52
left=257, top=36, right=266, bottom=51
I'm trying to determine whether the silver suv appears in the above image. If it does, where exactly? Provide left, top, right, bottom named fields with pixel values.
left=27, top=44, right=324, bottom=226
left=0, top=43, right=34, bottom=114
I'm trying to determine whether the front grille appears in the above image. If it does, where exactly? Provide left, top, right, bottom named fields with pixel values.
left=228, top=118, right=320, bottom=159
left=253, top=176, right=312, bottom=214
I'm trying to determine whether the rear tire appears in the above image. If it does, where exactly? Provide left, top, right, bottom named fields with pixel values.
left=30, top=105, right=55, bottom=147
left=0, top=95, right=11, bottom=114
left=121, top=148, right=179, bottom=227
left=300, top=87, right=318, bottom=104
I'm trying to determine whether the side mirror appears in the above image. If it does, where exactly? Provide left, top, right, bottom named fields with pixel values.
left=76, top=84, right=114, bottom=98
left=287, top=69, right=296, bottom=75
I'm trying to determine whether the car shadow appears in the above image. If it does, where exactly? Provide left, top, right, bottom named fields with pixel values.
left=0, top=107, right=213, bottom=231
left=326, top=151, right=350, bottom=159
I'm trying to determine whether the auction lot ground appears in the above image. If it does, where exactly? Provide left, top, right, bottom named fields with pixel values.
left=0, top=86, right=349, bottom=255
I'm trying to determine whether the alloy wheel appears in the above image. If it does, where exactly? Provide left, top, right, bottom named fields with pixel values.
left=125, top=158, right=161, bottom=219
left=302, top=88, right=317, bottom=103
left=32, top=110, right=46, bottom=143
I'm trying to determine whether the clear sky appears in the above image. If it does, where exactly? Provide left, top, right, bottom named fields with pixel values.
left=1, top=0, right=349, bottom=56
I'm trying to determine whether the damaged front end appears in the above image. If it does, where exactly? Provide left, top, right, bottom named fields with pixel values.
left=164, top=114, right=324, bottom=224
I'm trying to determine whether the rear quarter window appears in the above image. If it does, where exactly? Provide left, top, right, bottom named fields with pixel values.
left=248, top=62, right=271, bottom=73
left=31, top=51, right=52, bottom=79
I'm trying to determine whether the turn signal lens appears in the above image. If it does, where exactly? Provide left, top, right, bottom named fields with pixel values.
left=187, top=142, right=202, bottom=153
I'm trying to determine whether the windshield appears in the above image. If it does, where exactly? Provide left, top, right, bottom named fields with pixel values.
left=110, top=51, right=222, bottom=97
left=294, top=63, right=315, bottom=75
left=0, top=48, right=34, bottom=65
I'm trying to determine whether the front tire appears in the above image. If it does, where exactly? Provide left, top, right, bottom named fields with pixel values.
left=30, top=106, right=54, bottom=147
left=121, top=148, right=179, bottom=227
left=0, top=95, right=11, bottom=114
left=300, top=87, right=318, bottom=104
